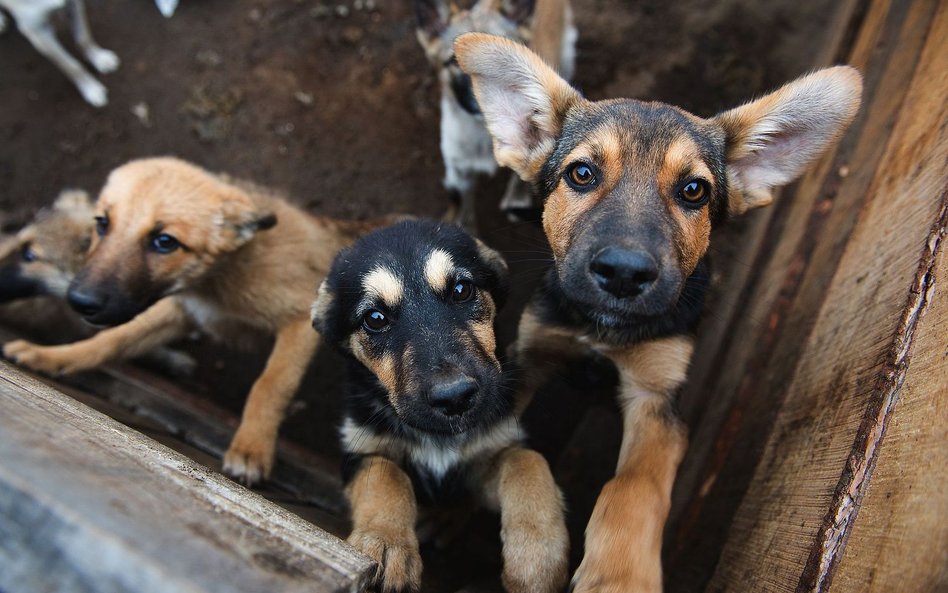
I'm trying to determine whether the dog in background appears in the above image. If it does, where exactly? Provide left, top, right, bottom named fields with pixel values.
left=0, top=0, right=177, bottom=107
left=2, top=157, right=399, bottom=485
left=455, top=33, right=862, bottom=592
left=414, top=0, right=576, bottom=228
left=312, top=220, right=568, bottom=593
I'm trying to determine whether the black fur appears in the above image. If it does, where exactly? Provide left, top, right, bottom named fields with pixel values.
left=316, top=220, right=516, bottom=500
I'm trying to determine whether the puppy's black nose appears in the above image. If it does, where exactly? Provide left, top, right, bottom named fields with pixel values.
left=67, top=286, right=107, bottom=318
left=428, top=373, right=479, bottom=416
left=590, top=247, right=659, bottom=299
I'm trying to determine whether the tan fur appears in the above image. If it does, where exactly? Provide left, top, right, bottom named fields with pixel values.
left=480, top=446, right=570, bottom=593
left=346, top=455, right=423, bottom=592
left=0, top=189, right=94, bottom=299
left=363, top=266, right=404, bottom=309
left=423, top=248, right=455, bottom=292
left=2, top=157, right=387, bottom=485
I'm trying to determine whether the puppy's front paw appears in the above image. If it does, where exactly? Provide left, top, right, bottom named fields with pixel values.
left=349, top=528, right=422, bottom=592
left=4, top=340, right=76, bottom=376
left=87, top=47, right=120, bottom=73
left=223, top=429, right=275, bottom=486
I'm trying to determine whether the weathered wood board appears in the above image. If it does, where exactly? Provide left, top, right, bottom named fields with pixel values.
left=0, top=362, right=374, bottom=593
left=666, top=0, right=948, bottom=591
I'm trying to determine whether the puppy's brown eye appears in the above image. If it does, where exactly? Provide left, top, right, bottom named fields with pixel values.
left=20, top=244, right=37, bottom=263
left=678, top=179, right=710, bottom=207
left=452, top=279, right=475, bottom=303
left=94, top=215, right=109, bottom=237
left=362, top=309, right=389, bottom=333
left=564, top=162, right=599, bottom=191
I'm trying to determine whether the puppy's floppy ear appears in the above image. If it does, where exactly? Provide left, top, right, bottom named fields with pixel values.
left=212, top=190, right=277, bottom=254
left=311, top=279, right=338, bottom=341
left=714, top=66, right=862, bottom=215
left=414, top=0, right=450, bottom=39
left=454, top=33, right=582, bottom=182
left=475, top=238, right=510, bottom=308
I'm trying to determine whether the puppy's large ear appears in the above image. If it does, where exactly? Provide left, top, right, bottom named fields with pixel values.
left=475, top=238, right=510, bottom=308
left=454, top=33, right=582, bottom=182
left=714, top=66, right=862, bottom=215
left=212, top=191, right=277, bottom=254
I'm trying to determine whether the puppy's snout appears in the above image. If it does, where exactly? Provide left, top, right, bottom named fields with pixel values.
left=589, top=247, right=659, bottom=299
left=67, top=285, right=108, bottom=318
left=427, top=372, right=479, bottom=416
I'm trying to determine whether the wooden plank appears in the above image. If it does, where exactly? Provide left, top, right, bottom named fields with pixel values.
left=667, top=0, right=939, bottom=586
left=0, top=362, right=374, bottom=593
left=0, top=327, right=348, bottom=516
left=702, top=1, right=948, bottom=589
left=829, top=230, right=948, bottom=592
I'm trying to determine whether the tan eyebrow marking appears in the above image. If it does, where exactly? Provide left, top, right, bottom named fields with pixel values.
left=424, top=249, right=455, bottom=292
left=362, top=265, right=403, bottom=308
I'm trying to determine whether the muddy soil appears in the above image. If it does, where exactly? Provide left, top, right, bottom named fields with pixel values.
left=0, top=0, right=840, bottom=589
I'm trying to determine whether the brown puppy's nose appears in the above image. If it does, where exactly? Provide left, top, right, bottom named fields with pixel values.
left=67, top=285, right=107, bottom=318
left=428, top=373, right=478, bottom=416
left=589, top=247, right=659, bottom=299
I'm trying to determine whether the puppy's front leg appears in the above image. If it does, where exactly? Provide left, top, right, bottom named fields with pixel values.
left=571, top=336, right=692, bottom=593
left=347, top=455, right=422, bottom=592
left=3, top=298, right=190, bottom=376
left=481, top=446, right=569, bottom=593
left=224, top=318, right=318, bottom=485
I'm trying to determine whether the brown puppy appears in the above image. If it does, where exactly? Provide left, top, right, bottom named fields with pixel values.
left=3, top=157, right=393, bottom=484
left=0, top=189, right=93, bottom=304
left=455, top=34, right=862, bottom=592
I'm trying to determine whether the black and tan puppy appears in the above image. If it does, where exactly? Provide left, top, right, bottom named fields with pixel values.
left=454, top=34, right=862, bottom=592
left=312, top=220, right=568, bottom=593
left=3, top=157, right=396, bottom=485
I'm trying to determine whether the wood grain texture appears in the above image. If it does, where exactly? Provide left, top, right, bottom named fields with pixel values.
left=667, top=0, right=948, bottom=591
left=0, top=362, right=374, bottom=593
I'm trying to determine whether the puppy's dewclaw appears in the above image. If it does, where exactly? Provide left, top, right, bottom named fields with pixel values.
left=455, top=33, right=861, bottom=592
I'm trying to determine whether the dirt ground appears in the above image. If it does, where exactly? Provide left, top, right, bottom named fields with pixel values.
left=0, top=0, right=840, bottom=589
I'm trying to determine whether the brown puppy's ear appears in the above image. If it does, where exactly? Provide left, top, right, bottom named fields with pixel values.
left=52, top=189, right=92, bottom=212
left=714, top=66, right=862, bottom=215
left=454, top=33, right=582, bottom=182
left=212, top=192, right=277, bottom=254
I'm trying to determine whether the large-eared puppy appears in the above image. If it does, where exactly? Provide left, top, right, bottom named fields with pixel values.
left=312, top=220, right=568, bottom=593
left=455, top=34, right=862, bottom=592
left=3, top=157, right=398, bottom=485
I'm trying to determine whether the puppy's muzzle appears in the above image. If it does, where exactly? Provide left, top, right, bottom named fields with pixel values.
left=427, top=370, right=479, bottom=416
left=67, top=285, right=108, bottom=319
left=589, top=247, right=659, bottom=299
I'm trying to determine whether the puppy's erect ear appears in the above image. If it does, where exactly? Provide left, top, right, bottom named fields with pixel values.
left=213, top=192, right=277, bottom=254
left=454, top=33, right=582, bottom=182
left=714, top=66, right=862, bottom=215
left=414, top=0, right=450, bottom=39
left=53, top=189, right=92, bottom=212
left=475, top=238, right=510, bottom=308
